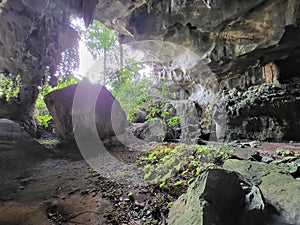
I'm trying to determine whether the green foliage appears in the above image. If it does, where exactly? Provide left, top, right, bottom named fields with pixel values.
left=275, top=148, right=295, bottom=157
left=37, top=139, right=60, bottom=149
left=217, top=143, right=235, bottom=160
left=0, top=74, right=21, bottom=100
left=167, top=116, right=181, bottom=126
left=35, top=76, right=78, bottom=127
left=167, top=202, right=174, bottom=208
left=109, top=62, right=154, bottom=122
left=136, top=143, right=234, bottom=191
left=83, top=21, right=180, bottom=127
left=144, top=80, right=173, bottom=122
left=84, top=21, right=116, bottom=60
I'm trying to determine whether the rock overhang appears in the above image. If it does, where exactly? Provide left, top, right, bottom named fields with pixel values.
left=94, top=0, right=300, bottom=77
left=1, top=0, right=300, bottom=83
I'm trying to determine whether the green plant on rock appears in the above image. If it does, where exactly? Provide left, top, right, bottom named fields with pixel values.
left=145, top=103, right=162, bottom=121
left=167, top=202, right=174, bottom=208
left=217, top=143, right=234, bottom=160
left=0, top=74, right=21, bottom=101
left=275, top=148, right=295, bottom=157
left=37, top=139, right=60, bottom=149
left=167, top=115, right=181, bottom=126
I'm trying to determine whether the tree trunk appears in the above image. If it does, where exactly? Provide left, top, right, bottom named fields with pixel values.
left=119, top=42, right=124, bottom=70
left=103, top=27, right=107, bottom=84
left=104, top=45, right=107, bottom=84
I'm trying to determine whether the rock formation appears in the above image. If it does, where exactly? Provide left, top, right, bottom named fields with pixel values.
left=223, top=159, right=300, bottom=224
left=168, top=169, right=270, bottom=225
left=93, top=0, right=300, bottom=142
left=0, top=0, right=96, bottom=133
left=0, top=118, right=43, bottom=181
left=0, top=0, right=300, bottom=141
left=219, top=83, right=300, bottom=141
left=44, top=80, right=127, bottom=142
left=169, top=156, right=300, bottom=225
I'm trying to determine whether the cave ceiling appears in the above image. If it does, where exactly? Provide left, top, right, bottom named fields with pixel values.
left=95, top=0, right=300, bottom=78
left=0, top=0, right=300, bottom=84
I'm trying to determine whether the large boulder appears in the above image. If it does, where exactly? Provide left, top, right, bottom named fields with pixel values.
left=0, top=119, right=43, bottom=181
left=133, top=118, right=167, bottom=143
left=0, top=118, right=30, bottom=143
left=223, top=159, right=300, bottom=224
left=44, top=80, right=128, bottom=142
left=168, top=169, right=269, bottom=225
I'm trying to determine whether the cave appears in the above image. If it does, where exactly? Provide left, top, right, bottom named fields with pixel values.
left=0, top=0, right=300, bottom=224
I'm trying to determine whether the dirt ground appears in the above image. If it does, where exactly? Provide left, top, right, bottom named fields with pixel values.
left=0, top=140, right=299, bottom=225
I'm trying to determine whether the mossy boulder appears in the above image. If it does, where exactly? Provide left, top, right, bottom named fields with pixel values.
left=223, top=159, right=300, bottom=224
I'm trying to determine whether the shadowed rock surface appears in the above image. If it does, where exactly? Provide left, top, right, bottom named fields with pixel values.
left=168, top=169, right=272, bottom=225
left=0, top=118, right=46, bottom=188
left=44, top=80, right=128, bottom=142
left=215, top=83, right=300, bottom=141
left=223, top=159, right=300, bottom=224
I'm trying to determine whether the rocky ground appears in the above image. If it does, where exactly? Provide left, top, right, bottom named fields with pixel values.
left=0, top=139, right=300, bottom=225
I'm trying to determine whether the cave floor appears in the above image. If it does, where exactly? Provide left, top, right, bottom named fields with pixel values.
left=0, top=141, right=299, bottom=225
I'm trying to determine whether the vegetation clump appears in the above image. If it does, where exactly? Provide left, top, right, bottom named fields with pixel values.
left=34, top=75, right=78, bottom=128
left=37, top=139, right=60, bottom=149
left=136, top=142, right=234, bottom=196
left=0, top=74, right=21, bottom=101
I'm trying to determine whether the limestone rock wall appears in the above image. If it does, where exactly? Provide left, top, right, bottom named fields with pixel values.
left=219, top=83, right=300, bottom=141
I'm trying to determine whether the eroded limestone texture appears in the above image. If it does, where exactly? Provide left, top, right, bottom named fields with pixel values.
left=220, top=83, right=300, bottom=141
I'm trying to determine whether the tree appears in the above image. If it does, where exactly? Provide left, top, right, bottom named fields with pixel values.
left=84, top=21, right=116, bottom=83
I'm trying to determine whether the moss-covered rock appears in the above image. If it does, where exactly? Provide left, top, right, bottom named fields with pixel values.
left=223, top=159, right=300, bottom=224
left=168, top=169, right=269, bottom=225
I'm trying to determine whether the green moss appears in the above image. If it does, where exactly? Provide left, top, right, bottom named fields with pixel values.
left=37, top=139, right=60, bottom=149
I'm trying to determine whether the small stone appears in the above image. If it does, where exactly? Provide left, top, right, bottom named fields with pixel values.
left=245, top=185, right=265, bottom=211
left=261, top=157, right=274, bottom=164
left=248, top=151, right=262, bottom=161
